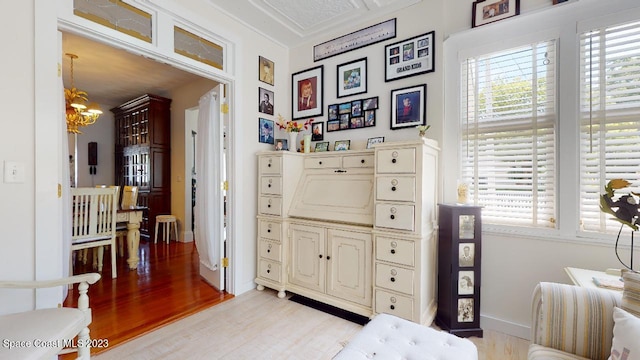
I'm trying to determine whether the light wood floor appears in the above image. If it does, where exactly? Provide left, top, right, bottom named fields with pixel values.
left=63, top=240, right=530, bottom=359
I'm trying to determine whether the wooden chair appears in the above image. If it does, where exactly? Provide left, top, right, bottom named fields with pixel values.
left=115, top=186, right=139, bottom=256
left=71, top=187, right=118, bottom=278
left=0, top=273, right=101, bottom=359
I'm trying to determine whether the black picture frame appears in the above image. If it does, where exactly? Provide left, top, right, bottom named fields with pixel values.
left=363, top=96, right=379, bottom=110
left=258, top=56, right=274, bottom=86
left=327, top=120, right=340, bottom=132
left=385, top=31, right=435, bottom=82
left=337, top=58, right=367, bottom=98
left=258, top=87, right=274, bottom=115
left=390, top=84, right=427, bottom=130
left=275, top=138, right=288, bottom=151
left=334, top=140, right=351, bottom=151
left=311, top=122, right=324, bottom=141
left=328, top=104, right=338, bottom=120
left=292, top=65, right=324, bottom=119
left=472, top=0, right=520, bottom=28
left=258, top=118, right=275, bottom=144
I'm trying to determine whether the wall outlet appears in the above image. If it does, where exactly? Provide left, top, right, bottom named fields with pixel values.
left=4, top=161, right=25, bottom=183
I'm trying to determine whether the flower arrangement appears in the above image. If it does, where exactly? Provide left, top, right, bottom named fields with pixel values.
left=277, top=114, right=313, bottom=133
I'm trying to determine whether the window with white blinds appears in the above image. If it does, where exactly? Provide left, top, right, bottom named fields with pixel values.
left=579, top=20, right=640, bottom=234
left=460, top=40, right=557, bottom=228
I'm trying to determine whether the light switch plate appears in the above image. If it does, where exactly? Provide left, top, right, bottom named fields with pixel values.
left=4, top=161, right=25, bottom=183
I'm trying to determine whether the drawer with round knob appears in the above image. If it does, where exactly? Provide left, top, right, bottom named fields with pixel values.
left=259, top=196, right=282, bottom=216
left=376, top=176, right=416, bottom=202
left=375, top=236, right=415, bottom=266
left=258, top=259, right=281, bottom=283
left=304, top=156, right=341, bottom=169
left=375, top=203, right=415, bottom=231
left=375, top=289, right=414, bottom=321
left=260, top=156, right=282, bottom=174
left=376, top=148, right=416, bottom=174
left=375, top=263, right=414, bottom=295
left=343, top=154, right=375, bottom=168
left=260, top=176, right=282, bottom=195
left=258, top=239, right=282, bottom=262
left=259, top=220, right=282, bottom=241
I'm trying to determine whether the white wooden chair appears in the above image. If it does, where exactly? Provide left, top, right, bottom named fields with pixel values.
left=0, top=273, right=101, bottom=359
left=71, top=187, right=118, bottom=278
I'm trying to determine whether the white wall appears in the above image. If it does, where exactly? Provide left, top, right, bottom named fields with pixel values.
left=70, top=105, right=116, bottom=187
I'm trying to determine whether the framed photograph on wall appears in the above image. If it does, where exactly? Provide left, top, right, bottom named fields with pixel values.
left=363, top=96, right=379, bottom=110
left=472, top=0, right=520, bottom=28
left=292, top=65, right=324, bottom=119
left=328, top=104, right=338, bottom=120
left=337, top=58, right=367, bottom=98
left=327, top=120, right=340, bottom=132
left=385, top=31, right=435, bottom=82
left=311, top=122, right=324, bottom=141
left=258, top=87, right=274, bottom=115
left=390, top=84, right=426, bottom=129
left=258, top=118, right=274, bottom=145
left=258, top=56, right=274, bottom=86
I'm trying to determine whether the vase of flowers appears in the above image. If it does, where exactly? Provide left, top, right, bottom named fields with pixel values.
left=276, top=114, right=313, bottom=152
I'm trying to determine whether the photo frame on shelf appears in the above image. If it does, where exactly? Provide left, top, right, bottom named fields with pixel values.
left=258, top=118, right=275, bottom=145
left=390, top=84, right=427, bottom=130
left=337, top=58, right=367, bottom=98
left=292, top=65, right=324, bottom=119
left=366, top=136, right=385, bottom=149
left=258, top=56, right=274, bottom=86
left=258, top=87, right=274, bottom=115
left=315, top=141, right=329, bottom=152
left=385, top=31, right=435, bottom=82
left=311, top=122, right=324, bottom=141
left=313, top=18, right=396, bottom=61
left=472, top=0, right=520, bottom=28
left=334, top=140, right=351, bottom=151
left=275, top=138, right=288, bottom=151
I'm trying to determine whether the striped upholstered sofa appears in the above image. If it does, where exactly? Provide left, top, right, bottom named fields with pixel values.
left=529, top=281, right=626, bottom=360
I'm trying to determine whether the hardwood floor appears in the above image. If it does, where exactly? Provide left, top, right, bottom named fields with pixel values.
left=62, top=240, right=233, bottom=357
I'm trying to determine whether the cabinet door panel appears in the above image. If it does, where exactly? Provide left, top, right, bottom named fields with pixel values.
left=289, top=224, right=325, bottom=292
left=326, top=229, right=372, bottom=306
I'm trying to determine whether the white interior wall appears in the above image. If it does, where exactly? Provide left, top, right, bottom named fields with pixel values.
left=71, top=105, right=116, bottom=187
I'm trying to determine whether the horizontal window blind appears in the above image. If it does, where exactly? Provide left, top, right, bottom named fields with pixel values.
left=579, top=20, right=640, bottom=234
left=461, top=40, right=557, bottom=227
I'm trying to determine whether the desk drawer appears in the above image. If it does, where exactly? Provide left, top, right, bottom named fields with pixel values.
left=343, top=154, right=374, bottom=168
left=376, top=176, right=416, bottom=202
left=260, top=176, right=282, bottom=195
left=375, top=289, right=414, bottom=321
left=260, top=156, right=282, bottom=174
left=375, top=236, right=415, bottom=266
left=375, top=204, right=415, bottom=231
left=258, top=239, right=282, bottom=262
left=375, top=263, right=414, bottom=295
left=305, top=156, right=341, bottom=169
left=258, top=259, right=282, bottom=283
left=259, top=220, right=282, bottom=241
left=259, top=196, right=282, bottom=216
left=376, top=148, right=416, bottom=174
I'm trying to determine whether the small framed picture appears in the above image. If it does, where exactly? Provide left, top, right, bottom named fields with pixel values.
left=334, top=140, right=350, bottom=151
left=363, top=97, right=379, bottom=110
left=459, top=243, right=475, bottom=267
left=337, top=58, right=367, bottom=98
left=366, top=137, right=384, bottom=149
left=259, top=118, right=274, bottom=145
left=315, top=141, right=329, bottom=152
left=258, top=56, right=274, bottom=86
left=275, top=138, right=288, bottom=151
left=339, top=114, right=350, bottom=130
left=258, top=87, right=274, bottom=115
left=472, top=0, right=520, bottom=28
left=311, top=122, right=324, bottom=141
left=351, top=100, right=362, bottom=117
left=350, top=117, right=364, bottom=129
left=458, top=271, right=475, bottom=295
left=457, top=298, right=474, bottom=322
left=328, top=104, right=339, bottom=120
left=391, top=84, right=426, bottom=130
left=364, top=110, right=376, bottom=127
left=338, top=102, right=351, bottom=115
left=327, top=120, right=340, bottom=132
left=292, top=65, right=324, bottom=119
left=385, top=31, right=435, bottom=82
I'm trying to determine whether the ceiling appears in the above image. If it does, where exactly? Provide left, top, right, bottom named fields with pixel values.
left=62, top=0, right=422, bottom=107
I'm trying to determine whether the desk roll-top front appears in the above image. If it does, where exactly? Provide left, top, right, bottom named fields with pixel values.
left=255, top=139, right=439, bottom=325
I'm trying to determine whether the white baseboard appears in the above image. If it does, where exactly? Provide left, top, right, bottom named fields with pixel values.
left=182, top=231, right=194, bottom=243
left=480, top=314, right=531, bottom=340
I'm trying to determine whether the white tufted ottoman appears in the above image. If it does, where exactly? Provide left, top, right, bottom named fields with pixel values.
left=333, top=313, right=478, bottom=360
